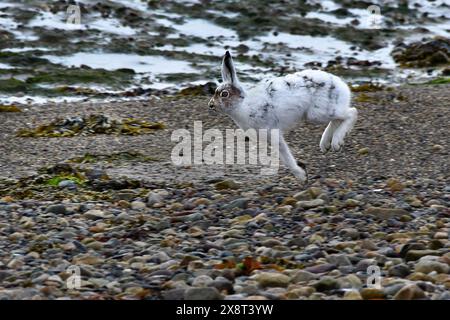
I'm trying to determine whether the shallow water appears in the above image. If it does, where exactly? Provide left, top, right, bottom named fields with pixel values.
left=42, top=52, right=197, bottom=74
left=0, top=0, right=449, bottom=104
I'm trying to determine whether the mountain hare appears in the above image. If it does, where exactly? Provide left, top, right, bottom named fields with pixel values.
left=208, top=51, right=357, bottom=182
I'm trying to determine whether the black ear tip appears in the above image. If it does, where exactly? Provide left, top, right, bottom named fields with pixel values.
left=225, top=51, right=231, bottom=57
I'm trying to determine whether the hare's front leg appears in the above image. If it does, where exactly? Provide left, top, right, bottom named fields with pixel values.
left=279, top=135, right=307, bottom=182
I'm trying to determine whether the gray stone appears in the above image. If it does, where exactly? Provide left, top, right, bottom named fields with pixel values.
left=296, top=199, right=325, bottom=209
left=365, top=207, right=410, bottom=219
left=208, top=278, right=233, bottom=294
left=383, top=283, right=406, bottom=297
left=393, top=284, right=426, bottom=300
left=305, top=263, right=336, bottom=274
left=185, top=212, right=204, bottom=222
left=287, top=238, right=307, bottom=247
left=115, top=190, right=137, bottom=201
left=337, top=274, right=363, bottom=289
left=45, top=204, right=67, bottom=215
left=254, top=272, right=291, bottom=288
left=149, top=252, right=170, bottom=263
left=147, top=191, right=167, bottom=206
left=261, top=238, right=283, bottom=247
left=388, top=264, right=411, bottom=277
left=361, top=239, right=378, bottom=250
left=58, top=180, right=77, bottom=189
left=293, top=187, right=323, bottom=201
left=223, top=198, right=249, bottom=210
left=339, top=228, right=360, bottom=240
left=192, top=275, right=214, bottom=287
left=327, top=254, right=352, bottom=267
left=405, top=250, right=440, bottom=261
left=84, top=209, right=106, bottom=220
left=163, top=288, right=186, bottom=300
left=292, top=270, right=318, bottom=283
left=131, top=201, right=146, bottom=210
left=184, top=287, right=224, bottom=300
left=355, top=259, right=377, bottom=272
left=415, top=260, right=449, bottom=274
left=313, top=276, right=340, bottom=292
left=293, top=190, right=313, bottom=201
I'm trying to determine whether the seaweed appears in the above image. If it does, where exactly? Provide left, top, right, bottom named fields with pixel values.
left=354, top=93, right=376, bottom=103
left=0, top=105, right=21, bottom=112
left=425, top=77, right=450, bottom=85
left=69, top=152, right=158, bottom=164
left=17, top=115, right=165, bottom=138
left=45, top=175, right=85, bottom=186
left=351, top=83, right=386, bottom=92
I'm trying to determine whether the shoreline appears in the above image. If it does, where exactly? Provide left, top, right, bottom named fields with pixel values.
left=1, top=83, right=448, bottom=181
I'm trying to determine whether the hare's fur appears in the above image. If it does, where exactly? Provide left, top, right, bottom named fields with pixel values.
left=208, top=51, right=357, bottom=181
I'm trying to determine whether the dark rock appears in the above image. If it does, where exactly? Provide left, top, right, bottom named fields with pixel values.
left=399, top=243, right=427, bottom=258
left=393, top=284, right=426, bottom=300
left=163, top=288, right=186, bottom=300
left=313, top=276, right=340, bottom=292
left=208, top=279, right=234, bottom=294
left=45, top=204, right=67, bottom=215
left=388, top=264, right=411, bottom=277
left=383, top=283, right=406, bottom=297
left=392, top=37, right=450, bottom=67
left=223, top=198, right=249, bottom=210
left=405, top=250, right=440, bottom=262
left=178, top=82, right=217, bottom=96
left=305, top=263, right=336, bottom=274
left=287, top=238, right=307, bottom=247
left=339, top=228, right=360, bottom=240
left=365, top=207, right=410, bottom=219
left=184, top=287, right=224, bottom=300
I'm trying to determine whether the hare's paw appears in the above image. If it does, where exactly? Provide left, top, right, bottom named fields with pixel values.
left=331, top=137, right=344, bottom=152
left=320, top=124, right=334, bottom=153
left=320, top=138, right=331, bottom=153
left=292, top=166, right=308, bottom=183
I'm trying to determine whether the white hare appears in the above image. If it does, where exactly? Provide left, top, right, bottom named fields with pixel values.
left=208, top=51, right=357, bottom=182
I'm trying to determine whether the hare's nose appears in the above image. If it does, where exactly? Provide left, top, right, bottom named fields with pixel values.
left=208, top=100, right=216, bottom=110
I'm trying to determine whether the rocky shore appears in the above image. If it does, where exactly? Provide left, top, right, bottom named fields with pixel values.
left=0, top=83, right=449, bottom=300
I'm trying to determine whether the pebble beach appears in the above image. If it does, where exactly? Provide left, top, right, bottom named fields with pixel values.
left=0, top=83, right=449, bottom=300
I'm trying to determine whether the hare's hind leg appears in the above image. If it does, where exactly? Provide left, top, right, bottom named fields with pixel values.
left=320, top=120, right=341, bottom=153
left=331, top=107, right=357, bottom=151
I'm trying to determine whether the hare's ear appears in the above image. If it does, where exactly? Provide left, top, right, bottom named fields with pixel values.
left=221, top=51, right=239, bottom=84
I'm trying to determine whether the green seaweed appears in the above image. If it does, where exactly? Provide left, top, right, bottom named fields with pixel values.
left=0, top=78, right=28, bottom=93
left=425, top=77, right=450, bottom=85
left=45, top=175, right=85, bottom=186
left=27, top=68, right=135, bottom=87
left=0, top=51, right=51, bottom=67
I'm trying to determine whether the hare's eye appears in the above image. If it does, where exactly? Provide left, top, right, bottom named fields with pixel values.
left=220, top=90, right=229, bottom=98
